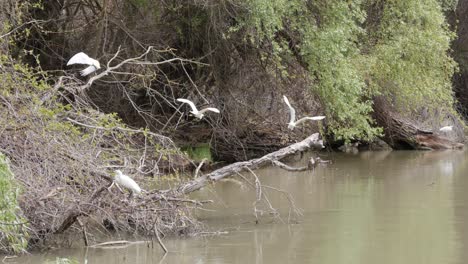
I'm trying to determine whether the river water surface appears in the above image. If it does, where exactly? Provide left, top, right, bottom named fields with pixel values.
left=12, top=150, right=468, bottom=263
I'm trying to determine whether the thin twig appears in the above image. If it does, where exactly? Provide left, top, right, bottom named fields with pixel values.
left=0, top=19, right=50, bottom=38
left=66, top=117, right=173, bottom=144
left=77, top=218, right=89, bottom=246
left=0, top=221, right=29, bottom=226
left=154, top=225, right=168, bottom=253
left=194, top=158, right=208, bottom=178
left=77, top=46, right=207, bottom=90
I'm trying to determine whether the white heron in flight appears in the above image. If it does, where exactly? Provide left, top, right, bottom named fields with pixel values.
left=283, top=95, right=325, bottom=130
left=67, top=52, right=101, bottom=76
left=177, top=98, right=220, bottom=119
left=114, top=170, right=141, bottom=196
left=439, top=126, right=453, bottom=132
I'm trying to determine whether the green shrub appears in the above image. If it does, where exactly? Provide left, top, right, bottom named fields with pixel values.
left=365, top=0, right=457, bottom=114
left=0, top=153, right=29, bottom=253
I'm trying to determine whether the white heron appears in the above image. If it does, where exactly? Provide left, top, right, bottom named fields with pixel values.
left=283, top=95, right=325, bottom=130
left=67, top=52, right=101, bottom=76
left=439, top=126, right=453, bottom=132
left=177, top=98, right=220, bottom=119
left=114, top=170, right=141, bottom=195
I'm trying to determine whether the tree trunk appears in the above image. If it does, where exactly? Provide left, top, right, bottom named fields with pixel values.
left=450, top=0, right=468, bottom=117
left=0, top=0, right=14, bottom=54
left=373, top=97, right=463, bottom=150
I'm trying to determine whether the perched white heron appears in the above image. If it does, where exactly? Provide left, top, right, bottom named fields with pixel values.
left=114, top=170, right=141, bottom=195
left=439, top=126, right=453, bottom=132
left=67, top=52, right=101, bottom=76
left=283, top=95, right=325, bottom=130
left=177, top=98, right=220, bottom=119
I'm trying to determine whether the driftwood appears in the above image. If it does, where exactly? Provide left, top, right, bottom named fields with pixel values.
left=174, top=133, right=324, bottom=195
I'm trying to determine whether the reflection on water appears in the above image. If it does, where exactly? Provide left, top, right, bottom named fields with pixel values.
left=11, top=150, right=468, bottom=264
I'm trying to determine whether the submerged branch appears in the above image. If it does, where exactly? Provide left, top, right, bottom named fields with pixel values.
left=271, top=160, right=308, bottom=171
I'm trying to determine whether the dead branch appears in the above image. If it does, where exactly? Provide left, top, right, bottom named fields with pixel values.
left=90, top=240, right=134, bottom=248
left=66, top=117, right=174, bottom=146
left=154, top=225, right=168, bottom=254
left=271, top=160, right=308, bottom=171
left=234, top=167, right=301, bottom=224
left=77, top=218, right=88, bottom=247
left=174, top=133, right=323, bottom=195
left=247, top=169, right=263, bottom=223
left=0, top=19, right=50, bottom=38
left=159, top=134, right=323, bottom=224
left=194, top=158, right=208, bottom=178
left=78, top=47, right=207, bottom=91
left=307, top=157, right=331, bottom=170
left=262, top=185, right=303, bottom=222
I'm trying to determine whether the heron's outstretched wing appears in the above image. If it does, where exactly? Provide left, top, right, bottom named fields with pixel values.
left=439, top=125, right=453, bottom=132
left=198, top=107, right=220, bottom=114
left=283, top=95, right=296, bottom=124
left=294, top=116, right=326, bottom=125
left=177, top=98, right=199, bottom=112
left=67, top=52, right=95, bottom=66
left=80, top=65, right=97, bottom=76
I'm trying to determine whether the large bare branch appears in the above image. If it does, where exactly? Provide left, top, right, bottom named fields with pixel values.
left=78, top=46, right=208, bottom=91
left=173, top=133, right=324, bottom=195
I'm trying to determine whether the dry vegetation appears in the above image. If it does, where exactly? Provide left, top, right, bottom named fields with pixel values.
left=0, top=50, right=209, bottom=252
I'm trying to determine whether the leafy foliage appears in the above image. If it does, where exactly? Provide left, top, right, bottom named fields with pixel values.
left=236, top=0, right=456, bottom=140
left=0, top=153, right=29, bottom=253
left=364, top=0, right=457, bottom=115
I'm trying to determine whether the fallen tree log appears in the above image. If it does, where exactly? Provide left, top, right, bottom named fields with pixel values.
left=373, top=97, right=464, bottom=150
left=173, top=133, right=324, bottom=195
left=50, top=134, right=322, bottom=240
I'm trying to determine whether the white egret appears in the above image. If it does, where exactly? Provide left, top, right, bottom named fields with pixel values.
left=283, top=95, right=325, bottom=130
left=439, top=126, right=453, bottom=132
left=177, top=98, right=220, bottom=119
left=67, top=52, right=101, bottom=76
left=114, top=170, right=141, bottom=195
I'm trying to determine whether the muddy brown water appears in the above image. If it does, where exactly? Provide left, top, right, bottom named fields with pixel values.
left=10, top=150, right=468, bottom=263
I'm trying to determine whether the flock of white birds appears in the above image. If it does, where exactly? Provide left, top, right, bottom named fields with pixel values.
left=66, top=52, right=454, bottom=197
